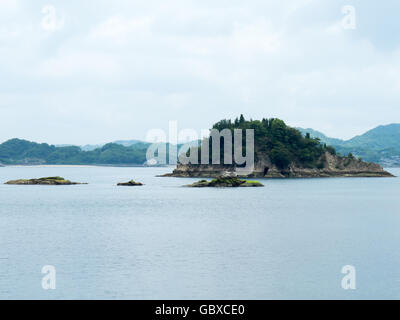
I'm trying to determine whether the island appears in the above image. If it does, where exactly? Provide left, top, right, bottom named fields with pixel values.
left=164, top=116, right=394, bottom=178
left=186, top=176, right=264, bottom=188
left=117, top=180, right=143, bottom=186
left=5, top=176, right=86, bottom=185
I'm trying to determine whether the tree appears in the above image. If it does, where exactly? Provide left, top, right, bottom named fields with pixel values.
left=205, top=116, right=334, bottom=169
left=270, top=145, right=292, bottom=169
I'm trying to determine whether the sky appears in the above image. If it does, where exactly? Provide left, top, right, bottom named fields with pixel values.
left=1, top=0, right=400, bottom=144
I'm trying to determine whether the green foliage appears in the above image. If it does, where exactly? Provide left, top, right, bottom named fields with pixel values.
left=269, top=145, right=292, bottom=169
left=325, top=145, right=336, bottom=155
left=209, top=177, right=245, bottom=187
left=0, top=139, right=55, bottom=164
left=210, top=116, right=332, bottom=169
left=245, top=180, right=262, bottom=184
left=0, top=139, right=149, bottom=165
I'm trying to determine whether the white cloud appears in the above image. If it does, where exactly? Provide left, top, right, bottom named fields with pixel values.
left=0, top=26, right=21, bottom=40
left=90, top=16, right=154, bottom=44
left=0, top=0, right=19, bottom=11
left=232, top=20, right=281, bottom=55
left=1, top=0, right=400, bottom=144
left=37, top=51, right=120, bottom=78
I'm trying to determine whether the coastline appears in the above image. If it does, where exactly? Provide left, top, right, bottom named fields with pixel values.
left=162, top=151, right=395, bottom=179
left=162, top=171, right=396, bottom=179
left=1, top=164, right=172, bottom=168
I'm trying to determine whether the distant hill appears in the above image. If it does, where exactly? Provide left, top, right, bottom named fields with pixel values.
left=296, top=128, right=344, bottom=146
left=113, top=139, right=143, bottom=147
left=298, top=124, right=400, bottom=167
left=0, top=139, right=150, bottom=165
left=344, top=124, right=400, bottom=150
left=2, top=123, right=400, bottom=167
left=0, top=138, right=191, bottom=166
left=80, top=144, right=103, bottom=152
left=80, top=139, right=143, bottom=151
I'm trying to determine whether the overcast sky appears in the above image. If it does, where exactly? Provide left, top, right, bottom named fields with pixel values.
left=1, top=0, right=399, bottom=144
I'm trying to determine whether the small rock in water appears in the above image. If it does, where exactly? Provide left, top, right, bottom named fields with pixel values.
left=186, top=176, right=264, bottom=188
left=5, top=177, right=85, bottom=185
left=117, top=180, right=143, bottom=186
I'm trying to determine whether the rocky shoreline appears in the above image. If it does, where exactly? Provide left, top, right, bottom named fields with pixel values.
left=163, top=152, right=394, bottom=178
left=5, top=177, right=87, bottom=185
left=117, top=180, right=143, bottom=186
left=186, top=176, right=264, bottom=188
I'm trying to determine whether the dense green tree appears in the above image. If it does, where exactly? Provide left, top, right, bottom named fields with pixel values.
left=206, top=116, right=334, bottom=169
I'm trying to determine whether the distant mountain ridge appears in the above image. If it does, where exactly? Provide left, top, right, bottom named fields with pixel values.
left=0, top=138, right=190, bottom=166
left=295, top=128, right=344, bottom=146
left=297, top=123, right=400, bottom=167
left=81, top=139, right=143, bottom=151
left=0, top=139, right=151, bottom=166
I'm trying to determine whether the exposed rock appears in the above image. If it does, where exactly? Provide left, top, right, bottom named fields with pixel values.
left=164, top=152, right=394, bottom=178
left=186, top=177, right=264, bottom=188
left=117, top=180, right=143, bottom=186
left=5, top=176, right=86, bottom=185
left=220, top=171, right=238, bottom=178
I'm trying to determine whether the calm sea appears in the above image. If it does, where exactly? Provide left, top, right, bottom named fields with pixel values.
left=0, top=166, right=399, bottom=299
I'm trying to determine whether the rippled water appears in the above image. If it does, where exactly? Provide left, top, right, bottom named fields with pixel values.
left=0, top=166, right=399, bottom=299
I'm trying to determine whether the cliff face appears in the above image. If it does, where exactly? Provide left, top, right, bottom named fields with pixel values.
left=165, top=151, right=394, bottom=178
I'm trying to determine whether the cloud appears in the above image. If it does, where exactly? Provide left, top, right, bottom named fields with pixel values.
left=0, top=0, right=19, bottom=11
left=0, top=0, right=400, bottom=144
left=232, top=20, right=281, bottom=55
left=37, top=51, right=120, bottom=78
left=90, top=15, right=154, bottom=44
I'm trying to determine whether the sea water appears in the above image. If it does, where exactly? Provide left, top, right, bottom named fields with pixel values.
left=0, top=166, right=399, bottom=299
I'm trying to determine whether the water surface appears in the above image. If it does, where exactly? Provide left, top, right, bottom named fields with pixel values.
left=0, top=166, right=399, bottom=299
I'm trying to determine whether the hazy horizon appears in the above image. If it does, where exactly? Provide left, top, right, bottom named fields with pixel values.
left=1, top=0, right=400, bottom=144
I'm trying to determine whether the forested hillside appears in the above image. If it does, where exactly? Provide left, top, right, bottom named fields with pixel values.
left=0, top=139, right=149, bottom=165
